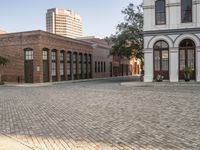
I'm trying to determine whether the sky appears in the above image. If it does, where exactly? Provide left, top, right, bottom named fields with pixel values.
left=0, top=0, right=142, bottom=38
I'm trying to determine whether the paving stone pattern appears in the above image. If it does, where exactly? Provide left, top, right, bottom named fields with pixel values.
left=0, top=79, right=200, bottom=150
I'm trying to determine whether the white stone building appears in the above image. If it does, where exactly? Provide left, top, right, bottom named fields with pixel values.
left=143, top=0, right=200, bottom=82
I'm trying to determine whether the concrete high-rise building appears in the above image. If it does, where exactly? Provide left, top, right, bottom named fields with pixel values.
left=46, top=8, right=82, bottom=38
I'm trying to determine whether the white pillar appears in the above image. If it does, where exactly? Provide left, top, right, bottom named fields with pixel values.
left=169, top=48, right=179, bottom=82
left=144, top=48, right=153, bottom=82
left=196, top=47, right=200, bottom=82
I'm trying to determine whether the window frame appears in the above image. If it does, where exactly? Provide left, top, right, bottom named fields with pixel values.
left=153, top=40, right=169, bottom=79
left=181, top=0, right=193, bottom=23
left=155, top=0, right=166, bottom=25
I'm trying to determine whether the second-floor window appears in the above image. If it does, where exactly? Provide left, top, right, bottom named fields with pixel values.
left=155, top=0, right=166, bottom=25
left=181, top=0, right=192, bottom=23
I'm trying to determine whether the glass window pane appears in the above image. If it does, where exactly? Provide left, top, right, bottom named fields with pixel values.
left=60, top=63, right=64, bottom=75
left=154, top=51, right=160, bottom=71
left=180, top=50, right=185, bottom=70
left=162, top=50, right=168, bottom=71
left=181, top=0, right=192, bottom=22
left=60, top=52, right=64, bottom=61
left=155, top=0, right=166, bottom=25
left=188, top=49, right=195, bottom=70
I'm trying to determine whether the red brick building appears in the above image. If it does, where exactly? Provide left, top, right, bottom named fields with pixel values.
left=0, top=30, right=93, bottom=83
left=0, top=30, right=132, bottom=83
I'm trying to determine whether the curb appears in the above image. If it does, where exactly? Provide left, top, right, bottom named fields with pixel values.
left=120, top=81, right=200, bottom=87
left=3, top=76, right=139, bottom=87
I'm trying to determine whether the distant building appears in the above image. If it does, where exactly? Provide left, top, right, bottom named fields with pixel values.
left=79, top=36, right=131, bottom=77
left=46, top=8, right=82, bottom=38
left=78, top=36, right=113, bottom=78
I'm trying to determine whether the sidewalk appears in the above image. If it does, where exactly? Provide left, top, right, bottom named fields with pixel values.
left=121, top=81, right=200, bottom=87
left=0, top=133, right=34, bottom=150
left=3, top=76, right=139, bottom=87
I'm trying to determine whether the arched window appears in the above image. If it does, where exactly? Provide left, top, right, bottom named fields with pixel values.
left=24, top=48, right=34, bottom=83
left=43, top=48, right=49, bottom=82
left=179, top=39, right=195, bottom=80
left=155, top=0, right=166, bottom=25
left=60, top=51, right=65, bottom=81
left=154, top=40, right=169, bottom=79
left=181, top=0, right=192, bottom=23
left=67, top=51, right=72, bottom=80
left=51, top=49, right=57, bottom=82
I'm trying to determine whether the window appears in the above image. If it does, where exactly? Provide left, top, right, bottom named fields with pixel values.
left=60, top=52, right=64, bottom=61
left=67, top=52, right=71, bottom=76
left=79, top=53, right=82, bottom=75
left=52, top=51, right=56, bottom=61
left=60, top=52, right=65, bottom=76
left=51, top=62, right=56, bottom=76
left=51, top=51, right=57, bottom=77
left=181, top=0, right=192, bottom=23
left=155, top=0, right=166, bottom=25
left=43, top=50, right=48, bottom=60
left=101, top=62, right=103, bottom=72
left=98, top=62, right=100, bottom=72
left=73, top=53, right=77, bottom=75
left=104, top=62, right=106, bottom=72
left=88, top=55, right=92, bottom=75
left=95, top=61, right=97, bottom=73
left=179, top=39, right=195, bottom=80
left=84, top=54, right=87, bottom=74
left=25, top=49, right=33, bottom=60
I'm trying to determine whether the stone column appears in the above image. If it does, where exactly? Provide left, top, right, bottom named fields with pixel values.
left=169, top=47, right=179, bottom=82
left=196, top=46, right=200, bottom=82
left=144, top=48, right=153, bottom=82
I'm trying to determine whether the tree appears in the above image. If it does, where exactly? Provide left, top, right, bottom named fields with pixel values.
left=107, top=2, right=144, bottom=70
left=0, top=56, right=9, bottom=84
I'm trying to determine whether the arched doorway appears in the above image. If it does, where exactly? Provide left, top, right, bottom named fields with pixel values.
left=179, top=39, right=196, bottom=80
left=153, top=40, right=169, bottom=80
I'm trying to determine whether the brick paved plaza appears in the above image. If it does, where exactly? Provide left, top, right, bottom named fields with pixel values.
left=0, top=77, right=200, bottom=150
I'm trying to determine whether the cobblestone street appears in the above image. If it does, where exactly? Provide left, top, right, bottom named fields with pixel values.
left=0, top=77, right=200, bottom=150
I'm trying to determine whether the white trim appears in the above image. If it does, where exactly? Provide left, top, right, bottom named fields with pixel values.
left=148, top=35, right=174, bottom=48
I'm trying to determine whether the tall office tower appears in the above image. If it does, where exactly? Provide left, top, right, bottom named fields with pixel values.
left=46, top=8, right=83, bottom=38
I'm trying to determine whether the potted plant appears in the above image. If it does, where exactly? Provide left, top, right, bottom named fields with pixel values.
left=155, top=74, right=164, bottom=82
left=183, top=66, right=192, bottom=82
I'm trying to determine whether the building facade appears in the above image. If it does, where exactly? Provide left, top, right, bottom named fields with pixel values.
left=46, top=8, right=82, bottom=38
left=144, top=0, right=200, bottom=82
left=0, top=30, right=92, bottom=83
left=78, top=37, right=114, bottom=78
